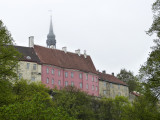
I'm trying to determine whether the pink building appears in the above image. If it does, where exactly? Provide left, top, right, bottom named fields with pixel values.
left=34, top=45, right=99, bottom=96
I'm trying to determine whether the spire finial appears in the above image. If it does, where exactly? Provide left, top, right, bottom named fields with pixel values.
left=48, top=10, right=52, bottom=18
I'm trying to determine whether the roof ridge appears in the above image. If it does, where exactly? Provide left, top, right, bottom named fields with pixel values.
left=34, top=44, right=90, bottom=57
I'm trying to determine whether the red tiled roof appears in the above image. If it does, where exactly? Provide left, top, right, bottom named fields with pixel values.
left=34, top=45, right=97, bottom=74
left=131, top=91, right=140, bottom=97
left=98, top=72, right=127, bottom=86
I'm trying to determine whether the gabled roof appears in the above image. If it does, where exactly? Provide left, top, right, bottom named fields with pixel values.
left=98, top=72, right=127, bottom=86
left=34, top=45, right=97, bottom=74
left=14, top=46, right=40, bottom=63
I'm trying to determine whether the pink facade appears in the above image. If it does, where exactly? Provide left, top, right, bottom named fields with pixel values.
left=41, top=64, right=99, bottom=96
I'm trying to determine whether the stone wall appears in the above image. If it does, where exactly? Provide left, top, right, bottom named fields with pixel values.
left=99, top=80, right=129, bottom=98
left=17, top=61, right=41, bottom=82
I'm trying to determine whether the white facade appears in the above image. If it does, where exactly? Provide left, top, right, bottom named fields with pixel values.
left=17, top=61, right=41, bottom=82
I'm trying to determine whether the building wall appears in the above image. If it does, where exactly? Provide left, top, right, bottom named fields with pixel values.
left=109, top=83, right=129, bottom=98
left=17, top=61, right=41, bottom=82
left=99, top=80, right=129, bottom=98
left=99, top=80, right=110, bottom=98
left=42, top=64, right=99, bottom=96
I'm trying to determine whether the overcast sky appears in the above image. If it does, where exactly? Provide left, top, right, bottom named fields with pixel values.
left=0, top=0, right=155, bottom=75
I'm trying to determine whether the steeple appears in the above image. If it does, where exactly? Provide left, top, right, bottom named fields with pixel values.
left=46, top=16, right=56, bottom=48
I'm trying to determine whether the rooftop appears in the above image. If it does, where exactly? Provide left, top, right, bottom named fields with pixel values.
left=98, top=72, right=127, bottom=86
left=34, top=45, right=97, bottom=74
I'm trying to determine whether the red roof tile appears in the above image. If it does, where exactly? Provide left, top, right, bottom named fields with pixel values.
left=131, top=91, right=140, bottom=97
left=34, top=45, right=97, bottom=74
left=98, top=72, right=127, bottom=86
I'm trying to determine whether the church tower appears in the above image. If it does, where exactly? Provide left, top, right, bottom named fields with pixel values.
left=46, top=16, right=56, bottom=48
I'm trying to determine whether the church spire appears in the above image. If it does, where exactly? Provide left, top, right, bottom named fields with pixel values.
left=49, top=16, right=53, bottom=34
left=46, top=15, right=56, bottom=48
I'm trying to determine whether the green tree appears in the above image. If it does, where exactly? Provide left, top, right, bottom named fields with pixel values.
left=140, top=40, right=160, bottom=98
left=147, top=0, right=160, bottom=38
left=125, top=86, right=160, bottom=120
left=99, top=96, right=130, bottom=120
left=0, top=20, right=21, bottom=106
left=0, top=80, right=77, bottom=120
left=0, top=20, right=21, bottom=80
left=117, top=69, right=138, bottom=92
left=53, top=86, right=94, bottom=120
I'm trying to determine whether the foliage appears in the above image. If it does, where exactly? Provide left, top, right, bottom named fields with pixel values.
left=117, top=69, right=138, bottom=92
left=140, top=39, right=160, bottom=98
left=0, top=20, right=21, bottom=80
left=125, top=89, right=160, bottom=120
left=99, top=96, right=131, bottom=120
left=0, top=80, right=76, bottom=120
left=53, top=86, right=95, bottom=120
left=147, top=0, right=160, bottom=38
left=0, top=20, right=21, bottom=107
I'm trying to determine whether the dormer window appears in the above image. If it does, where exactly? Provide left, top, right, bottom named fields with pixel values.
left=26, top=56, right=31, bottom=60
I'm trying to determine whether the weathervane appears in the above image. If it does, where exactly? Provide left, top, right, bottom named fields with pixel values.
left=48, top=10, right=52, bottom=17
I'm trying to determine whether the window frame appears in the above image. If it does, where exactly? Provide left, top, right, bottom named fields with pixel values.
left=27, top=63, right=30, bottom=69
left=46, top=68, right=49, bottom=74
left=52, top=79, right=54, bottom=84
left=65, top=72, right=68, bottom=78
left=71, top=72, right=74, bottom=78
left=79, top=73, right=82, bottom=79
left=46, top=78, right=49, bottom=84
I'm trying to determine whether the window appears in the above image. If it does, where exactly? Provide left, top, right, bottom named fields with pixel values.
left=19, top=73, right=22, bottom=79
left=58, top=80, right=61, bottom=86
left=32, top=77, right=35, bottom=81
left=47, top=68, right=49, bottom=74
left=79, top=73, right=82, bottom=79
left=86, top=84, right=88, bottom=89
left=52, top=79, right=54, bottom=84
left=95, top=77, right=98, bottom=82
left=96, top=86, right=98, bottom=91
left=86, top=73, right=88, bottom=80
left=92, top=85, right=94, bottom=90
left=26, top=56, right=31, bottom=60
left=104, top=82, right=106, bottom=87
left=118, top=92, right=121, bottom=96
left=65, top=81, right=68, bottom=87
left=71, top=72, right=74, bottom=78
left=33, top=64, right=36, bottom=70
left=118, top=85, right=120, bottom=89
left=27, top=63, right=30, bottom=69
left=58, top=70, right=61, bottom=76
left=52, top=69, right=54, bottom=74
left=71, top=81, right=74, bottom=86
left=46, top=78, right=49, bottom=84
left=110, top=83, right=112, bottom=88
left=103, top=90, right=106, bottom=95
left=65, top=72, right=68, bottom=78
left=80, top=83, right=82, bottom=88
left=92, top=76, right=94, bottom=82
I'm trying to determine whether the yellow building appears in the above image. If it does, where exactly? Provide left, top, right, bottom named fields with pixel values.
left=98, top=71, right=129, bottom=98
left=15, top=46, right=41, bottom=82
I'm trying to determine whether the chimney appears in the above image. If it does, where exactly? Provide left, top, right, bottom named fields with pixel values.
left=112, top=72, right=114, bottom=76
left=50, top=45, right=55, bottom=49
left=102, top=70, right=106, bottom=74
left=62, top=47, right=67, bottom=53
left=75, top=49, right=80, bottom=56
left=84, top=50, right=87, bottom=58
left=29, top=36, right=34, bottom=48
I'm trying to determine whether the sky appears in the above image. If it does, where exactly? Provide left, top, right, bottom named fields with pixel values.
left=0, top=0, right=156, bottom=75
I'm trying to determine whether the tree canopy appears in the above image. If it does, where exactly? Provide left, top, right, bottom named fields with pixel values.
left=117, top=69, right=138, bottom=92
